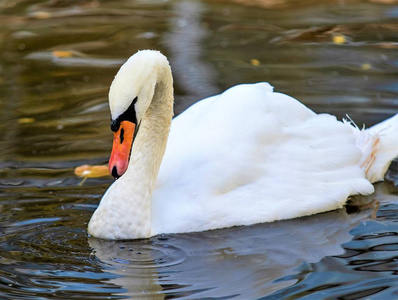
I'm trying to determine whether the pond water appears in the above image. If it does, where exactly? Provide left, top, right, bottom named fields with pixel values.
left=0, top=0, right=397, bottom=299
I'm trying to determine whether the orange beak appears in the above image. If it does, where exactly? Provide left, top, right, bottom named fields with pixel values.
left=108, top=120, right=136, bottom=179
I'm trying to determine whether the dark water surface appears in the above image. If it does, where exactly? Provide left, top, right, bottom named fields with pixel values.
left=0, top=0, right=397, bottom=299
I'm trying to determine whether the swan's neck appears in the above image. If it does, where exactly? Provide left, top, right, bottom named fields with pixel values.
left=129, top=80, right=174, bottom=196
left=88, top=74, right=173, bottom=240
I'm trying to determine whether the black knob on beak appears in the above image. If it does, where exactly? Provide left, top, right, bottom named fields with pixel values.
left=112, top=166, right=120, bottom=179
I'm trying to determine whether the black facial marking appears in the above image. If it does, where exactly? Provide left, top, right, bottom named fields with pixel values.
left=111, top=97, right=138, bottom=132
left=120, top=128, right=124, bottom=144
left=111, top=166, right=120, bottom=179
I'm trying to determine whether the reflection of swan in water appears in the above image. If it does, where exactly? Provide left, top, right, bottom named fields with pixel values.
left=89, top=183, right=393, bottom=299
left=89, top=238, right=165, bottom=299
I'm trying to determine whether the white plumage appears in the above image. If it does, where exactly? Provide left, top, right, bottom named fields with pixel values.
left=88, top=50, right=398, bottom=240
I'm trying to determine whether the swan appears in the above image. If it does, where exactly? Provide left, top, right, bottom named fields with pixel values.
left=88, top=50, right=398, bottom=240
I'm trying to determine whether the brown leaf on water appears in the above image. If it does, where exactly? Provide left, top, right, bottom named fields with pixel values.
left=31, top=11, right=52, bottom=19
left=250, top=59, right=261, bottom=66
left=74, top=164, right=110, bottom=178
left=18, top=118, right=35, bottom=124
left=361, top=63, right=372, bottom=71
left=51, top=50, right=88, bottom=59
left=52, top=50, right=74, bottom=58
left=332, top=34, right=347, bottom=45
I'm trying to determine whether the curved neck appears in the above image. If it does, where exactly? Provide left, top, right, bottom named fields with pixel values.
left=88, top=69, right=173, bottom=240
left=127, top=78, right=174, bottom=195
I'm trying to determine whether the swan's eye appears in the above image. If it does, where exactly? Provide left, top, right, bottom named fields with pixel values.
left=110, top=119, right=118, bottom=132
left=120, top=128, right=124, bottom=143
left=110, top=97, right=138, bottom=133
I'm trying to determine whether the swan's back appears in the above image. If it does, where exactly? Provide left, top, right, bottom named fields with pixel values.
left=152, top=83, right=374, bottom=235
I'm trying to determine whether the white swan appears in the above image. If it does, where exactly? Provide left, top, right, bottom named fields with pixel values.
left=88, top=50, right=398, bottom=240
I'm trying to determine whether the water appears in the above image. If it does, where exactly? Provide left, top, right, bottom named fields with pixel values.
left=0, top=0, right=397, bottom=299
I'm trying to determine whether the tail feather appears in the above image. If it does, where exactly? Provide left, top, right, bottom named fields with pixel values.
left=347, top=114, right=398, bottom=183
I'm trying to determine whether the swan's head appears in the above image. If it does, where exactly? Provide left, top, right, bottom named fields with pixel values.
left=107, top=50, right=171, bottom=179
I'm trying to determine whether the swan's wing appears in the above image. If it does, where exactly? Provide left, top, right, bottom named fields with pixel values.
left=153, top=83, right=374, bottom=234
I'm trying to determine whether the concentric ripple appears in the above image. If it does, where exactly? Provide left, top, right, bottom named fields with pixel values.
left=89, top=237, right=190, bottom=270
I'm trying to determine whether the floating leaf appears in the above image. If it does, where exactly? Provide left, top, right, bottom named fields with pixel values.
left=74, top=164, right=110, bottom=178
left=18, top=118, right=35, bottom=124
left=332, top=34, right=346, bottom=45
left=52, top=50, right=74, bottom=58
left=31, top=11, right=52, bottom=19
left=250, top=59, right=260, bottom=66
left=361, top=63, right=372, bottom=70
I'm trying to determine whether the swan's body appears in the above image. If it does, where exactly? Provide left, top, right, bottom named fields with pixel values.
left=88, top=50, right=398, bottom=240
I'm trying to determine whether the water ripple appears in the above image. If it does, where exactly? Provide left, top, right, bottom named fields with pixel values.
left=0, top=0, right=397, bottom=298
